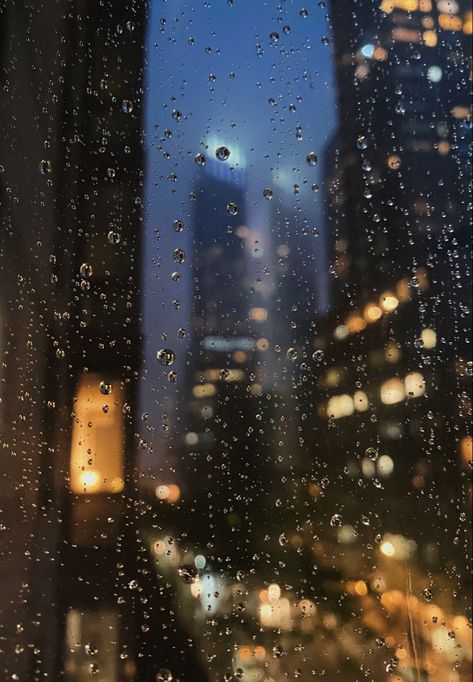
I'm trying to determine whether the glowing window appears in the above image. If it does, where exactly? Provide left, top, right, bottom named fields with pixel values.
left=70, top=375, right=124, bottom=495
left=380, top=378, right=405, bottom=405
left=405, top=372, right=426, bottom=398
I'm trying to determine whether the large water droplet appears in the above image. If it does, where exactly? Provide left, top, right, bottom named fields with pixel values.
left=121, top=99, right=133, bottom=114
left=216, top=146, right=231, bottom=161
left=307, top=151, right=318, bottom=166
left=156, top=349, right=176, bottom=366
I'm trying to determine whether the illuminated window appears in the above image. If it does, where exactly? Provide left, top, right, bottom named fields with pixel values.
left=423, top=30, right=438, bottom=46
left=249, top=307, right=269, bottom=322
left=464, top=11, right=472, bottom=34
left=364, top=303, right=383, bottom=323
left=421, top=328, right=437, bottom=349
left=385, top=343, right=401, bottom=364
left=405, top=372, right=426, bottom=398
left=381, top=0, right=419, bottom=11
left=354, top=391, right=370, bottom=412
left=392, top=28, right=422, bottom=43
left=460, top=437, right=472, bottom=469
left=438, top=14, right=462, bottom=31
left=396, top=278, right=411, bottom=302
left=327, top=394, right=355, bottom=419
left=193, top=383, right=217, bottom=398
left=380, top=378, right=406, bottom=405
left=70, top=375, right=124, bottom=494
left=346, top=313, right=367, bottom=334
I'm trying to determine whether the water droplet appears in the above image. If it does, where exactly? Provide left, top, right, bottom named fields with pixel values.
left=128, top=579, right=139, bottom=590
left=273, top=645, right=284, bottom=658
left=365, top=447, right=379, bottom=461
left=312, top=350, right=324, bottom=363
left=194, top=153, right=206, bottom=166
left=157, top=349, right=176, bottom=366
left=357, top=135, right=368, bottom=150
left=121, top=99, right=133, bottom=114
left=216, top=146, right=231, bottom=161
left=167, top=371, right=178, bottom=383
left=107, top=230, right=121, bottom=245
left=171, top=272, right=181, bottom=282
left=422, top=588, right=434, bottom=602
left=177, top=565, right=198, bottom=584
left=85, top=643, right=98, bottom=656
left=173, top=248, right=186, bottom=263
left=156, top=669, right=173, bottom=682
left=173, top=219, right=184, bottom=232
left=278, top=533, right=288, bottom=546
left=99, top=380, right=112, bottom=395
left=171, top=109, right=182, bottom=122
left=330, top=514, right=343, bottom=528
left=80, top=263, right=93, bottom=279
left=269, top=31, right=280, bottom=44
left=307, top=151, right=318, bottom=166
left=263, top=188, right=273, bottom=200
left=39, top=159, right=52, bottom=175
left=300, top=8, right=309, bottom=19
left=226, top=202, right=239, bottom=216
left=287, top=347, right=298, bottom=360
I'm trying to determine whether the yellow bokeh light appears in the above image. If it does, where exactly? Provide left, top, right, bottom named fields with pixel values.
left=381, top=541, right=396, bottom=557
left=380, top=292, right=399, bottom=312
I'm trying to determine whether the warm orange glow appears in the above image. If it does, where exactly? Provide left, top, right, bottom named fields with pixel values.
left=380, top=378, right=405, bottom=405
left=464, top=11, right=472, bottom=34
left=452, top=106, right=471, bottom=120
left=423, top=30, right=438, bottom=46
left=439, top=14, right=463, bottom=31
left=392, top=27, right=421, bottom=43
left=364, top=303, right=383, bottom=323
left=460, top=437, right=472, bottom=469
left=381, top=0, right=419, bottom=11
left=438, top=140, right=450, bottom=155
left=396, top=277, right=411, bottom=302
left=327, top=394, right=355, bottom=419
left=405, top=372, right=426, bottom=398
left=70, top=375, right=124, bottom=494
left=193, top=383, right=217, bottom=398
left=156, top=484, right=181, bottom=503
left=346, top=313, right=367, bottom=334
left=249, top=307, right=269, bottom=323
left=380, top=292, right=399, bottom=312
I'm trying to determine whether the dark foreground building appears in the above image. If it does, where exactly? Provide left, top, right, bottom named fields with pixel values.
left=0, top=2, right=207, bottom=680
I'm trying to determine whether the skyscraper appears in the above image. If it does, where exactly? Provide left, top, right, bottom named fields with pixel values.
left=299, top=0, right=471, bottom=574
left=182, top=154, right=268, bottom=566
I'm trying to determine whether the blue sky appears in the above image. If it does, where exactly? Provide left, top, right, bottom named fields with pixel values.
left=139, top=0, right=337, bottom=478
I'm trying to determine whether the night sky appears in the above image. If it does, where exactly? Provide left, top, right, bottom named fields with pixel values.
left=140, top=0, right=337, bottom=479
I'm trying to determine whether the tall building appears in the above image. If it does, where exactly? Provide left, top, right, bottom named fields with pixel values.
left=0, top=3, right=207, bottom=680
left=182, top=155, right=269, bottom=567
left=298, top=0, right=471, bottom=577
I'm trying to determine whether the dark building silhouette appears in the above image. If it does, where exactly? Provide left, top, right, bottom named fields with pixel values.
left=0, top=2, right=208, bottom=680
left=181, top=157, right=269, bottom=567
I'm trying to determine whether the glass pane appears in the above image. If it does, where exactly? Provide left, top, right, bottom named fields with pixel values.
left=0, top=1, right=471, bottom=680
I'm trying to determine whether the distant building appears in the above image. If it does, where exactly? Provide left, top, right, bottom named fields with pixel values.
left=298, top=0, right=472, bottom=572
left=182, top=155, right=269, bottom=566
